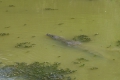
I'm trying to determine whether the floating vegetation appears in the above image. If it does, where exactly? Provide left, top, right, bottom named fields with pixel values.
left=90, top=67, right=98, bottom=70
left=79, top=64, right=85, bottom=67
left=58, top=23, right=64, bottom=25
left=0, top=62, right=76, bottom=80
left=73, top=58, right=89, bottom=68
left=73, top=62, right=81, bottom=64
left=31, top=36, right=36, bottom=38
left=77, top=58, right=89, bottom=62
left=113, top=59, right=115, bottom=60
left=94, top=33, right=99, bottom=36
left=15, top=42, right=35, bottom=48
left=73, top=35, right=91, bottom=42
left=106, top=45, right=111, bottom=48
left=0, top=33, right=9, bottom=36
left=9, top=5, right=15, bottom=7
left=70, top=18, right=75, bottom=19
left=5, top=26, right=10, bottom=28
left=23, top=24, right=27, bottom=26
left=45, top=8, right=58, bottom=10
left=116, top=40, right=120, bottom=46
left=58, top=56, right=61, bottom=58
left=73, top=58, right=89, bottom=64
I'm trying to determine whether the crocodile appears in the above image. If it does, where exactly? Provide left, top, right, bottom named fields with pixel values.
left=46, top=33, right=81, bottom=46
left=46, top=33, right=105, bottom=57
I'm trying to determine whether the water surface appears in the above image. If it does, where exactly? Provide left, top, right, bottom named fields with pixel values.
left=0, top=0, right=120, bottom=80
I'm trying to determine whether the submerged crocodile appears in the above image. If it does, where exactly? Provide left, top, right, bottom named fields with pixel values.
left=46, top=33, right=81, bottom=46
left=46, top=33, right=104, bottom=57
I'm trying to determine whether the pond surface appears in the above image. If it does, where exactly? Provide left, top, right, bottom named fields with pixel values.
left=0, top=0, right=120, bottom=80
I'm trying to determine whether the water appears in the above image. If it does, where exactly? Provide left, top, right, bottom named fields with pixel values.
left=0, top=0, right=120, bottom=80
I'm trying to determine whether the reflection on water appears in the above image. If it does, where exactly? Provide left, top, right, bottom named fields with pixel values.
left=0, top=0, right=120, bottom=80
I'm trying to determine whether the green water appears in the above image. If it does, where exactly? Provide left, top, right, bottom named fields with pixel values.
left=0, top=0, right=120, bottom=80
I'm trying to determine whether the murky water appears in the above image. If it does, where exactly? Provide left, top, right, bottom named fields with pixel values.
left=0, top=0, right=120, bottom=80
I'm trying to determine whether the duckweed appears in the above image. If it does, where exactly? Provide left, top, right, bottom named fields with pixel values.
left=0, top=62, right=76, bottom=80
left=15, top=42, right=35, bottom=48
left=0, top=33, right=9, bottom=36
left=73, top=35, right=91, bottom=42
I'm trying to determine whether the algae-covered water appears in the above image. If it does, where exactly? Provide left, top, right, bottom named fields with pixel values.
left=0, top=0, right=120, bottom=80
